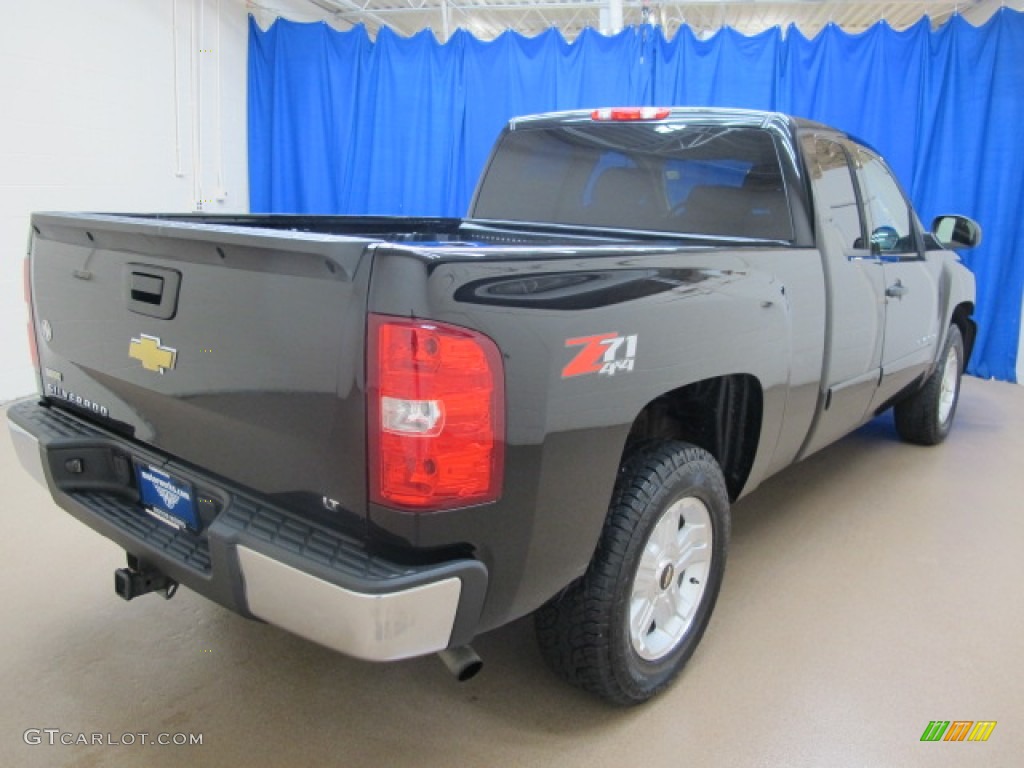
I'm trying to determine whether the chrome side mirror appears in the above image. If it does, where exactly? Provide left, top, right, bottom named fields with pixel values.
left=932, top=215, right=982, bottom=250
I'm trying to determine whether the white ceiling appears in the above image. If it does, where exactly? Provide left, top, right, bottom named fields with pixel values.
left=248, top=0, right=1013, bottom=41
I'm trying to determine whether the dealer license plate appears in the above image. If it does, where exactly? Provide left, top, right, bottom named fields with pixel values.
left=136, top=464, right=199, bottom=531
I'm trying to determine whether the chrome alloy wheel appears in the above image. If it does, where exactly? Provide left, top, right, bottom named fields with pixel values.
left=937, top=341, right=960, bottom=425
left=629, top=496, right=713, bottom=661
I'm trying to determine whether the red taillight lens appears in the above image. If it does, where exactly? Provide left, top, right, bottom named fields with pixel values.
left=23, top=258, right=39, bottom=371
left=591, top=107, right=671, bottom=122
left=367, top=314, right=505, bottom=511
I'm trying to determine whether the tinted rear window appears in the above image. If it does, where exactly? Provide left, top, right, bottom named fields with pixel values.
left=472, top=123, right=793, bottom=241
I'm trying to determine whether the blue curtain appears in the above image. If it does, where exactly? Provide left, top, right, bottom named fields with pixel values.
left=248, top=11, right=1024, bottom=381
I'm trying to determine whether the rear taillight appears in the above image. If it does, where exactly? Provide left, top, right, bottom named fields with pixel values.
left=367, top=314, right=505, bottom=511
left=23, top=257, right=39, bottom=371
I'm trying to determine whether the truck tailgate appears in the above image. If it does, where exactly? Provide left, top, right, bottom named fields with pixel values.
left=28, top=213, right=375, bottom=523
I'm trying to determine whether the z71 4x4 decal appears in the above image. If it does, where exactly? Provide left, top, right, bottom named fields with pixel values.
left=562, top=333, right=638, bottom=378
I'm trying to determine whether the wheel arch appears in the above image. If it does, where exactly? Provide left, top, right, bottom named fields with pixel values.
left=621, top=374, right=763, bottom=501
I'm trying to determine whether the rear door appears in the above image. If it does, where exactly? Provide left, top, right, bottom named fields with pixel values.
left=851, top=147, right=942, bottom=408
left=798, top=135, right=886, bottom=456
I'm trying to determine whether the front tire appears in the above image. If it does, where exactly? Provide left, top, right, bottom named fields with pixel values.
left=534, top=441, right=730, bottom=705
left=894, top=325, right=964, bottom=445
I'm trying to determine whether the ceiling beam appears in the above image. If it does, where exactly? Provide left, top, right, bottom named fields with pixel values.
left=298, top=1, right=972, bottom=41
left=306, top=0, right=399, bottom=32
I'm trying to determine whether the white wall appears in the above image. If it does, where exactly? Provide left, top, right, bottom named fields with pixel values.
left=1019, top=309, right=1024, bottom=384
left=0, top=0, right=251, bottom=401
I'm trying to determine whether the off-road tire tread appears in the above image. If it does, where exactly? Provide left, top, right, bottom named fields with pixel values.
left=534, top=440, right=729, bottom=705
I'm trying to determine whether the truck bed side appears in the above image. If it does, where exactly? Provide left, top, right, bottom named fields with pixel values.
left=364, top=240, right=825, bottom=628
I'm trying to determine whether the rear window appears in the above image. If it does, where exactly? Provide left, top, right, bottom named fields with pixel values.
left=472, top=123, right=793, bottom=241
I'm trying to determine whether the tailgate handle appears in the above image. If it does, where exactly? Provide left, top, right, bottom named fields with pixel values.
left=125, top=264, right=181, bottom=320
left=131, top=273, right=164, bottom=304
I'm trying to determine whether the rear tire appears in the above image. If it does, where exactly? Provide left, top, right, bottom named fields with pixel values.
left=894, top=325, right=964, bottom=446
left=534, top=441, right=730, bottom=705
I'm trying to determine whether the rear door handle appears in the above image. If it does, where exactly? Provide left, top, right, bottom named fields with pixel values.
left=885, top=279, right=908, bottom=299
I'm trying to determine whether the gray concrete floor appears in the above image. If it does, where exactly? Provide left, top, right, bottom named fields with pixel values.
left=1, top=376, right=1022, bottom=768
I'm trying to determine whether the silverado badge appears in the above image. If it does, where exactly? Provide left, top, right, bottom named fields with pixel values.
left=129, top=334, right=177, bottom=374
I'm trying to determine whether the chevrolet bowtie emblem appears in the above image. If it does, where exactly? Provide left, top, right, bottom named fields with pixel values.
left=129, top=334, right=177, bottom=374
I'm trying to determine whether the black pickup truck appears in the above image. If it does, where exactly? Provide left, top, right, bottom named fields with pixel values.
left=8, top=107, right=980, bottom=704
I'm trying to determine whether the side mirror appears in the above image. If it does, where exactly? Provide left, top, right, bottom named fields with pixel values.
left=932, top=215, right=982, bottom=250
left=870, top=225, right=900, bottom=252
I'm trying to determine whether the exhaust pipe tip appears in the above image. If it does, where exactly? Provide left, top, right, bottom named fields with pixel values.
left=437, top=645, right=483, bottom=682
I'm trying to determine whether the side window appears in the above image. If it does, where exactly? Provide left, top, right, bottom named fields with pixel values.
left=855, top=149, right=917, bottom=256
left=801, top=136, right=864, bottom=250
